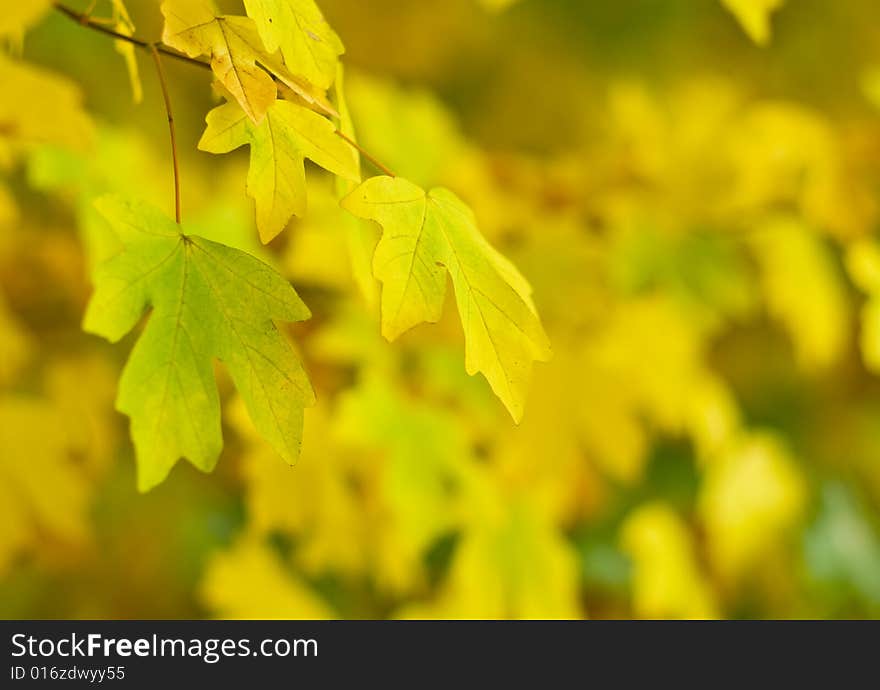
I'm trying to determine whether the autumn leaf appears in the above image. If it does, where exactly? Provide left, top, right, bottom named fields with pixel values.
left=160, top=0, right=331, bottom=123
left=83, top=196, right=315, bottom=491
left=160, top=0, right=275, bottom=122
left=243, top=0, right=344, bottom=90
left=341, top=176, right=551, bottom=421
left=198, top=98, right=359, bottom=243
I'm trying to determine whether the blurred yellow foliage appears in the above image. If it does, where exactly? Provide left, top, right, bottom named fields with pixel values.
left=201, top=537, right=333, bottom=619
left=2, top=0, right=880, bottom=622
left=622, top=502, right=718, bottom=619
left=699, top=433, right=806, bottom=585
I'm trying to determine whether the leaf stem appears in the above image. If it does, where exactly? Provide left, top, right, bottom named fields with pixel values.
left=150, top=44, right=181, bottom=224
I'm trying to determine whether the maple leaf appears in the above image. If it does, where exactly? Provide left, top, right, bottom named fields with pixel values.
left=160, top=0, right=331, bottom=123
left=243, top=0, right=344, bottom=90
left=160, top=0, right=275, bottom=122
left=341, top=176, right=551, bottom=421
left=83, top=196, right=315, bottom=491
left=198, top=99, right=359, bottom=243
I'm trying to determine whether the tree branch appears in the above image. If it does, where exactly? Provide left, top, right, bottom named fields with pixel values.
left=54, top=2, right=211, bottom=70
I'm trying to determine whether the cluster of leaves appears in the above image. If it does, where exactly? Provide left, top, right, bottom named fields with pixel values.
left=1, top=0, right=880, bottom=620
left=5, top=0, right=552, bottom=492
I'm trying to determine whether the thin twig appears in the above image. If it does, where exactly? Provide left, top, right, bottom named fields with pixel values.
left=54, top=1, right=397, bottom=182
left=335, top=130, right=395, bottom=177
left=150, top=44, right=181, bottom=223
left=54, top=2, right=210, bottom=70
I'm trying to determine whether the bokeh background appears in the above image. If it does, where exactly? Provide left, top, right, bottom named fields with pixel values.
left=2, top=0, right=880, bottom=619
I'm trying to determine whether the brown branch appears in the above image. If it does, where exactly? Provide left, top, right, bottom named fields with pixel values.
left=54, top=2, right=210, bottom=70
left=54, top=1, right=397, bottom=181
left=150, top=45, right=181, bottom=223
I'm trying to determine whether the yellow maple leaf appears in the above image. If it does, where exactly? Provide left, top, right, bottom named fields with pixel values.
left=243, top=0, right=344, bottom=90
left=342, top=176, right=552, bottom=422
left=198, top=98, right=359, bottom=242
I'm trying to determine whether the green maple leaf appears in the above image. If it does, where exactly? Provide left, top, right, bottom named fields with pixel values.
left=198, top=98, right=359, bottom=243
left=341, top=176, right=551, bottom=421
left=83, top=196, right=315, bottom=491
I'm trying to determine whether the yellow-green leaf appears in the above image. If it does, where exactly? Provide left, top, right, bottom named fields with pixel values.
left=83, top=196, right=315, bottom=491
left=243, top=0, right=344, bottom=90
left=341, top=176, right=551, bottom=421
left=198, top=99, right=359, bottom=243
